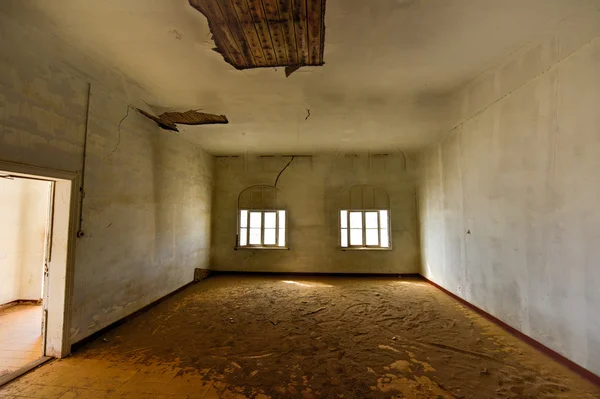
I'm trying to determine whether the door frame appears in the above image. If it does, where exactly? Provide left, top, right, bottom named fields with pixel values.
left=0, top=160, right=79, bottom=358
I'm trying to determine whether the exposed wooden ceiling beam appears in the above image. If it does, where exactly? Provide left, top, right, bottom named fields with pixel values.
left=189, top=0, right=326, bottom=72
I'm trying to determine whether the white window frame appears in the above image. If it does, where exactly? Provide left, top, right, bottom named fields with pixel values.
left=339, top=209, right=391, bottom=250
left=237, top=209, right=288, bottom=250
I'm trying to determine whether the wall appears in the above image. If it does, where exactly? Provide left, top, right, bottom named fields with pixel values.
left=0, top=177, right=49, bottom=304
left=418, top=11, right=600, bottom=375
left=212, top=154, right=419, bottom=273
left=0, top=10, right=214, bottom=343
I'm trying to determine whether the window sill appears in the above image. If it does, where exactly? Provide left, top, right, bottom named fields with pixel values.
left=235, top=246, right=290, bottom=251
left=340, top=247, right=393, bottom=251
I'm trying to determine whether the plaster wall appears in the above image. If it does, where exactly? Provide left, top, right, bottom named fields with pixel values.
left=0, top=178, right=49, bottom=304
left=0, top=13, right=214, bottom=343
left=418, top=10, right=600, bottom=375
left=212, top=154, right=419, bottom=274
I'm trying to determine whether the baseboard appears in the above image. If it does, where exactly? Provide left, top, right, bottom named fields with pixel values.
left=211, top=270, right=422, bottom=278
left=0, top=299, right=42, bottom=310
left=70, top=280, right=198, bottom=353
left=421, top=275, right=600, bottom=387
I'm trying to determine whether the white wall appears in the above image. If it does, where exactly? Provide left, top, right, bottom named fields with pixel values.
left=212, top=154, right=419, bottom=274
left=418, top=11, right=600, bottom=375
left=0, top=178, right=49, bottom=304
left=0, top=9, right=214, bottom=343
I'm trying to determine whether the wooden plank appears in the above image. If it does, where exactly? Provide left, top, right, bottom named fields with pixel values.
left=277, top=0, right=299, bottom=65
left=318, top=0, right=325, bottom=63
left=262, top=0, right=289, bottom=65
left=216, top=0, right=257, bottom=66
left=228, top=0, right=267, bottom=66
left=246, top=0, right=278, bottom=65
left=190, top=0, right=247, bottom=68
left=306, top=0, right=324, bottom=64
left=291, top=0, right=309, bottom=65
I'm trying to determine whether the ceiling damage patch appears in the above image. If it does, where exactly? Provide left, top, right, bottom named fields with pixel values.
left=137, top=108, right=228, bottom=132
left=189, top=0, right=326, bottom=75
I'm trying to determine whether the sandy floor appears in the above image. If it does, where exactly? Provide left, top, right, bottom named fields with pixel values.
left=1, top=275, right=599, bottom=398
left=0, top=304, right=42, bottom=377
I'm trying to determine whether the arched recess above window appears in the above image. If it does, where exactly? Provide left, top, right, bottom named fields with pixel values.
left=237, top=185, right=287, bottom=249
left=238, top=185, right=282, bottom=210
left=339, top=184, right=390, bottom=210
left=339, top=185, right=391, bottom=250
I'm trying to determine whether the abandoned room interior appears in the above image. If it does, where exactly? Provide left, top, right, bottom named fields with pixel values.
left=0, top=0, right=599, bottom=397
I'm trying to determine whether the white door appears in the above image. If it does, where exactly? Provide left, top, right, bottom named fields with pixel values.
left=41, top=182, right=55, bottom=355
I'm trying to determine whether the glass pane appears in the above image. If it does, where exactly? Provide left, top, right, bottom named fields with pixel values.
left=249, top=228, right=261, bottom=245
left=278, top=228, right=286, bottom=247
left=380, top=229, right=389, bottom=248
left=250, top=212, right=262, bottom=228
left=349, top=212, right=363, bottom=228
left=240, top=210, right=248, bottom=228
left=379, top=210, right=389, bottom=230
left=340, top=210, right=348, bottom=228
left=264, top=212, right=277, bottom=228
left=350, top=228, right=363, bottom=245
left=264, top=228, right=276, bottom=245
left=366, top=229, right=379, bottom=245
left=278, top=210, right=286, bottom=228
left=341, top=229, right=348, bottom=247
left=239, top=228, right=247, bottom=246
left=365, top=212, right=378, bottom=228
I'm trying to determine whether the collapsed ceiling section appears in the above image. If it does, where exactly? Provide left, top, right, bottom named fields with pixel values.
left=137, top=109, right=229, bottom=132
left=189, top=0, right=326, bottom=74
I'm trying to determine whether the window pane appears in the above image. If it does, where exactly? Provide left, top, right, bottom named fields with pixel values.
left=380, top=229, right=389, bottom=248
left=278, top=228, right=286, bottom=247
left=340, top=210, right=348, bottom=228
left=341, top=228, right=348, bottom=247
left=250, top=212, right=262, bottom=228
left=366, top=229, right=379, bottom=245
left=350, top=228, right=363, bottom=245
left=249, top=228, right=261, bottom=245
left=278, top=210, right=286, bottom=228
left=264, top=228, right=276, bottom=245
left=379, top=210, right=389, bottom=230
left=349, top=212, right=363, bottom=228
left=240, top=210, right=248, bottom=228
left=264, top=212, right=277, bottom=228
left=239, top=228, right=247, bottom=246
left=365, top=212, right=378, bottom=228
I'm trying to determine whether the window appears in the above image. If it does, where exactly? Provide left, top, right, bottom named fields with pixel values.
left=238, top=210, right=287, bottom=248
left=340, top=210, right=390, bottom=249
left=237, top=185, right=287, bottom=249
left=338, top=184, right=391, bottom=250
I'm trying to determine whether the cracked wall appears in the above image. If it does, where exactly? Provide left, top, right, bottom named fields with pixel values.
left=0, top=12, right=214, bottom=344
left=211, top=154, right=419, bottom=274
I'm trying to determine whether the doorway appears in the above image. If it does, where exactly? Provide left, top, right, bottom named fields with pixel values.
left=0, top=176, right=50, bottom=377
left=0, top=161, right=78, bottom=384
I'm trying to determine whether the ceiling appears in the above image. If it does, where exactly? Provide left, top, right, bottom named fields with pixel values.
left=4, top=0, right=598, bottom=155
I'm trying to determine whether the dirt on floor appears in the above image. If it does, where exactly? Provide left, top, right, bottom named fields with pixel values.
left=69, top=275, right=600, bottom=399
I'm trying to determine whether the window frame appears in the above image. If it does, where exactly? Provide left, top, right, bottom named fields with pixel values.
left=339, top=209, right=392, bottom=251
left=236, top=208, right=289, bottom=250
